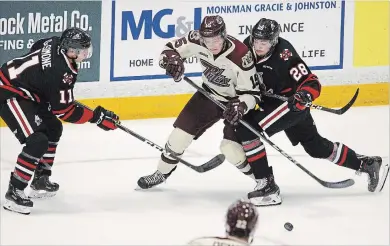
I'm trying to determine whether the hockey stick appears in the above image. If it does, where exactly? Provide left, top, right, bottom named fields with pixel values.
left=262, top=88, right=359, bottom=115
left=76, top=102, right=225, bottom=173
left=183, top=76, right=355, bottom=188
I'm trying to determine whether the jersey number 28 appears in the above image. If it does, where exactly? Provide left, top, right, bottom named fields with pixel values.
left=289, top=63, right=308, bottom=82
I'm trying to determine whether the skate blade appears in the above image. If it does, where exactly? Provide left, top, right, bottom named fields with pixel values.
left=376, top=162, right=390, bottom=192
left=134, top=185, right=166, bottom=191
left=3, top=200, right=30, bottom=215
left=28, top=189, right=57, bottom=199
left=134, top=185, right=146, bottom=191
left=249, top=194, right=282, bottom=207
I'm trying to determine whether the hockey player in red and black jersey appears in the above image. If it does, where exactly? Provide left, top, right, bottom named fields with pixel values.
left=0, top=27, right=119, bottom=215
left=222, top=18, right=389, bottom=206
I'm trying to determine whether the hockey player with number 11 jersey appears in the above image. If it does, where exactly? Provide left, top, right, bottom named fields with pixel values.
left=0, top=27, right=119, bottom=215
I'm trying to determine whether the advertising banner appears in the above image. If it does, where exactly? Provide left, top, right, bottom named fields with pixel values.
left=111, top=0, right=345, bottom=81
left=0, top=1, right=102, bottom=82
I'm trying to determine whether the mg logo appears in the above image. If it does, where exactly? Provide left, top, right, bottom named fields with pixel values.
left=121, top=8, right=202, bottom=40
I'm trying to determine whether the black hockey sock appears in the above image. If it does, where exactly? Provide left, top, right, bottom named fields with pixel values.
left=12, top=152, right=40, bottom=189
left=38, top=141, right=58, bottom=175
left=242, top=138, right=271, bottom=179
left=327, top=142, right=361, bottom=170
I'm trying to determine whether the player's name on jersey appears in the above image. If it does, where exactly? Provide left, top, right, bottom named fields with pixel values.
left=128, top=57, right=198, bottom=68
left=0, top=11, right=91, bottom=35
left=238, top=22, right=305, bottom=35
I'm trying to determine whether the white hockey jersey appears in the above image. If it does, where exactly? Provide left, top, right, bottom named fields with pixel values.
left=187, top=236, right=250, bottom=246
left=159, top=30, right=261, bottom=111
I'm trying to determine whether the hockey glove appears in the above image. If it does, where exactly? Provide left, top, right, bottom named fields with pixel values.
left=165, top=55, right=185, bottom=82
left=223, top=98, right=248, bottom=126
left=288, top=90, right=313, bottom=112
left=90, top=106, right=119, bottom=131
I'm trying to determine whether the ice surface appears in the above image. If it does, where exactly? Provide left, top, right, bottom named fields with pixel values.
left=1, top=106, right=389, bottom=245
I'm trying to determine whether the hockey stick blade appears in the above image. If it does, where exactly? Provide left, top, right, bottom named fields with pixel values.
left=191, top=154, right=225, bottom=173
left=318, top=178, right=355, bottom=189
left=331, top=88, right=359, bottom=115
left=75, top=101, right=224, bottom=173
left=183, top=76, right=354, bottom=189
left=308, top=88, right=359, bottom=115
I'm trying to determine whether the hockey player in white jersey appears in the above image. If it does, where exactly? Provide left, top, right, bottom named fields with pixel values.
left=137, top=15, right=263, bottom=189
left=187, top=199, right=259, bottom=246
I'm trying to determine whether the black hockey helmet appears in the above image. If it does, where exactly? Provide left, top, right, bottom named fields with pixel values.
left=250, top=18, right=280, bottom=46
left=225, top=199, right=259, bottom=241
left=199, top=15, right=227, bottom=39
left=60, top=27, right=92, bottom=59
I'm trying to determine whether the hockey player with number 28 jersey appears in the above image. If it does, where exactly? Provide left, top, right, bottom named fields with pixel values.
left=223, top=18, right=389, bottom=206
left=137, top=15, right=263, bottom=189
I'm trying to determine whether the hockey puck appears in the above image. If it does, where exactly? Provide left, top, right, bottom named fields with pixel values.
left=284, top=222, right=293, bottom=231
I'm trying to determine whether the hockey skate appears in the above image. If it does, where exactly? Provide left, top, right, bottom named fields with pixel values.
left=3, top=182, right=33, bottom=215
left=248, top=173, right=282, bottom=206
left=137, top=166, right=177, bottom=189
left=356, top=155, right=389, bottom=192
left=28, top=168, right=59, bottom=199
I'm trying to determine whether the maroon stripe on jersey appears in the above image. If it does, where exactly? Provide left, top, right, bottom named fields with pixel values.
left=280, top=88, right=292, bottom=94
left=52, top=104, right=75, bottom=115
left=259, top=104, right=288, bottom=129
left=9, top=99, right=33, bottom=136
left=1, top=85, right=25, bottom=97
left=74, top=107, right=94, bottom=124
left=33, top=93, right=41, bottom=103
left=60, top=106, right=76, bottom=121
left=0, top=71, right=11, bottom=85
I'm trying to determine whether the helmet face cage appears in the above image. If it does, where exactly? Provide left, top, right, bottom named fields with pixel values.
left=60, top=27, right=93, bottom=59
left=201, top=35, right=225, bottom=49
left=252, top=39, right=272, bottom=53
left=69, top=45, right=93, bottom=59
left=199, top=15, right=227, bottom=53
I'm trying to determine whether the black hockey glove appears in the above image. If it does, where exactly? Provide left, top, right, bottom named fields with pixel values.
left=165, top=55, right=185, bottom=82
left=90, top=106, right=119, bottom=131
left=223, top=98, right=248, bottom=126
left=288, top=90, right=313, bottom=111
